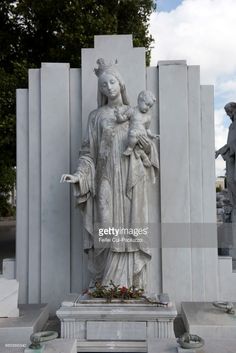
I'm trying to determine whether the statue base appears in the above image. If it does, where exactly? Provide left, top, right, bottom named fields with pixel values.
left=56, top=293, right=177, bottom=352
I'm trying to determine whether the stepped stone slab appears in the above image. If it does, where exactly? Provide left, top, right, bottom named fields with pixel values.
left=148, top=338, right=236, bottom=353
left=0, top=339, right=76, bottom=353
left=0, top=304, right=49, bottom=344
left=182, top=301, right=236, bottom=339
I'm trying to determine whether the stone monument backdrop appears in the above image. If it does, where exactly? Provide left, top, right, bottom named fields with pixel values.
left=16, top=35, right=218, bottom=313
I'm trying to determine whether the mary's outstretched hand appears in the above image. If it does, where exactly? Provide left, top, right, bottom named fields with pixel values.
left=60, top=174, right=79, bottom=183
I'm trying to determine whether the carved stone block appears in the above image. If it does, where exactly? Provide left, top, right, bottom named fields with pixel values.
left=57, top=294, right=177, bottom=352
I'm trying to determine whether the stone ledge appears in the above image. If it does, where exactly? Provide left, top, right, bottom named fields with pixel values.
left=182, top=301, right=236, bottom=339
left=0, top=339, right=76, bottom=353
left=78, top=340, right=146, bottom=352
left=158, top=60, right=187, bottom=66
left=0, top=304, right=49, bottom=344
left=148, top=338, right=236, bottom=353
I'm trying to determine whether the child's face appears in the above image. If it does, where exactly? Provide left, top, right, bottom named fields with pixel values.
left=138, top=98, right=151, bottom=113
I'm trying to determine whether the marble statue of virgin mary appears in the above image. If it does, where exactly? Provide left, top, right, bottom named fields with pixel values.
left=61, top=59, right=159, bottom=289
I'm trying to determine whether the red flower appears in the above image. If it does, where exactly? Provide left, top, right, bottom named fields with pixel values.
left=120, top=286, right=128, bottom=294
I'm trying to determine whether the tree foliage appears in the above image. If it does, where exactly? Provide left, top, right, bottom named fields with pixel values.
left=12, top=0, right=155, bottom=67
left=0, top=0, right=156, bottom=215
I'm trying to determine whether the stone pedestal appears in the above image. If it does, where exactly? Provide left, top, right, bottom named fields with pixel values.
left=182, top=302, right=236, bottom=339
left=57, top=294, right=177, bottom=352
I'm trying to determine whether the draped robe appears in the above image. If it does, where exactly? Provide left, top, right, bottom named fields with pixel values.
left=73, top=104, right=159, bottom=288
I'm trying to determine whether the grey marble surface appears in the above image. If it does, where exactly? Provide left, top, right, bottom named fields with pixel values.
left=148, top=338, right=236, bottom=353
left=57, top=295, right=177, bottom=351
left=0, top=304, right=49, bottom=344
left=0, top=339, right=76, bottom=353
left=182, top=301, right=236, bottom=339
left=61, top=57, right=159, bottom=289
left=159, top=60, right=218, bottom=309
left=0, top=278, right=19, bottom=317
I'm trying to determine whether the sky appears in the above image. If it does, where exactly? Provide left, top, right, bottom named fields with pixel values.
left=150, top=0, right=236, bottom=177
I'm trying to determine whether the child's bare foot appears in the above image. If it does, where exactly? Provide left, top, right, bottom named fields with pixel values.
left=123, top=147, right=133, bottom=156
left=142, top=157, right=152, bottom=167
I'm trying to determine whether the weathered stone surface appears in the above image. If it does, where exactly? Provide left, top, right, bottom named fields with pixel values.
left=0, top=278, right=19, bottom=317
left=24, top=339, right=76, bottom=353
left=2, top=258, right=16, bottom=280
left=57, top=294, right=177, bottom=352
left=0, top=339, right=76, bottom=353
left=16, top=88, right=29, bottom=304
left=182, top=301, right=236, bottom=339
left=0, top=304, right=49, bottom=344
left=148, top=338, right=236, bottom=353
left=159, top=60, right=218, bottom=308
left=61, top=57, right=159, bottom=289
left=40, top=63, right=71, bottom=312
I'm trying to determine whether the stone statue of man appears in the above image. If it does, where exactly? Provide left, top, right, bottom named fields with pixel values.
left=216, top=102, right=236, bottom=220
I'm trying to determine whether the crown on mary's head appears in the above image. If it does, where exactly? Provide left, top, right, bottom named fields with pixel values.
left=94, top=58, right=118, bottom=77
